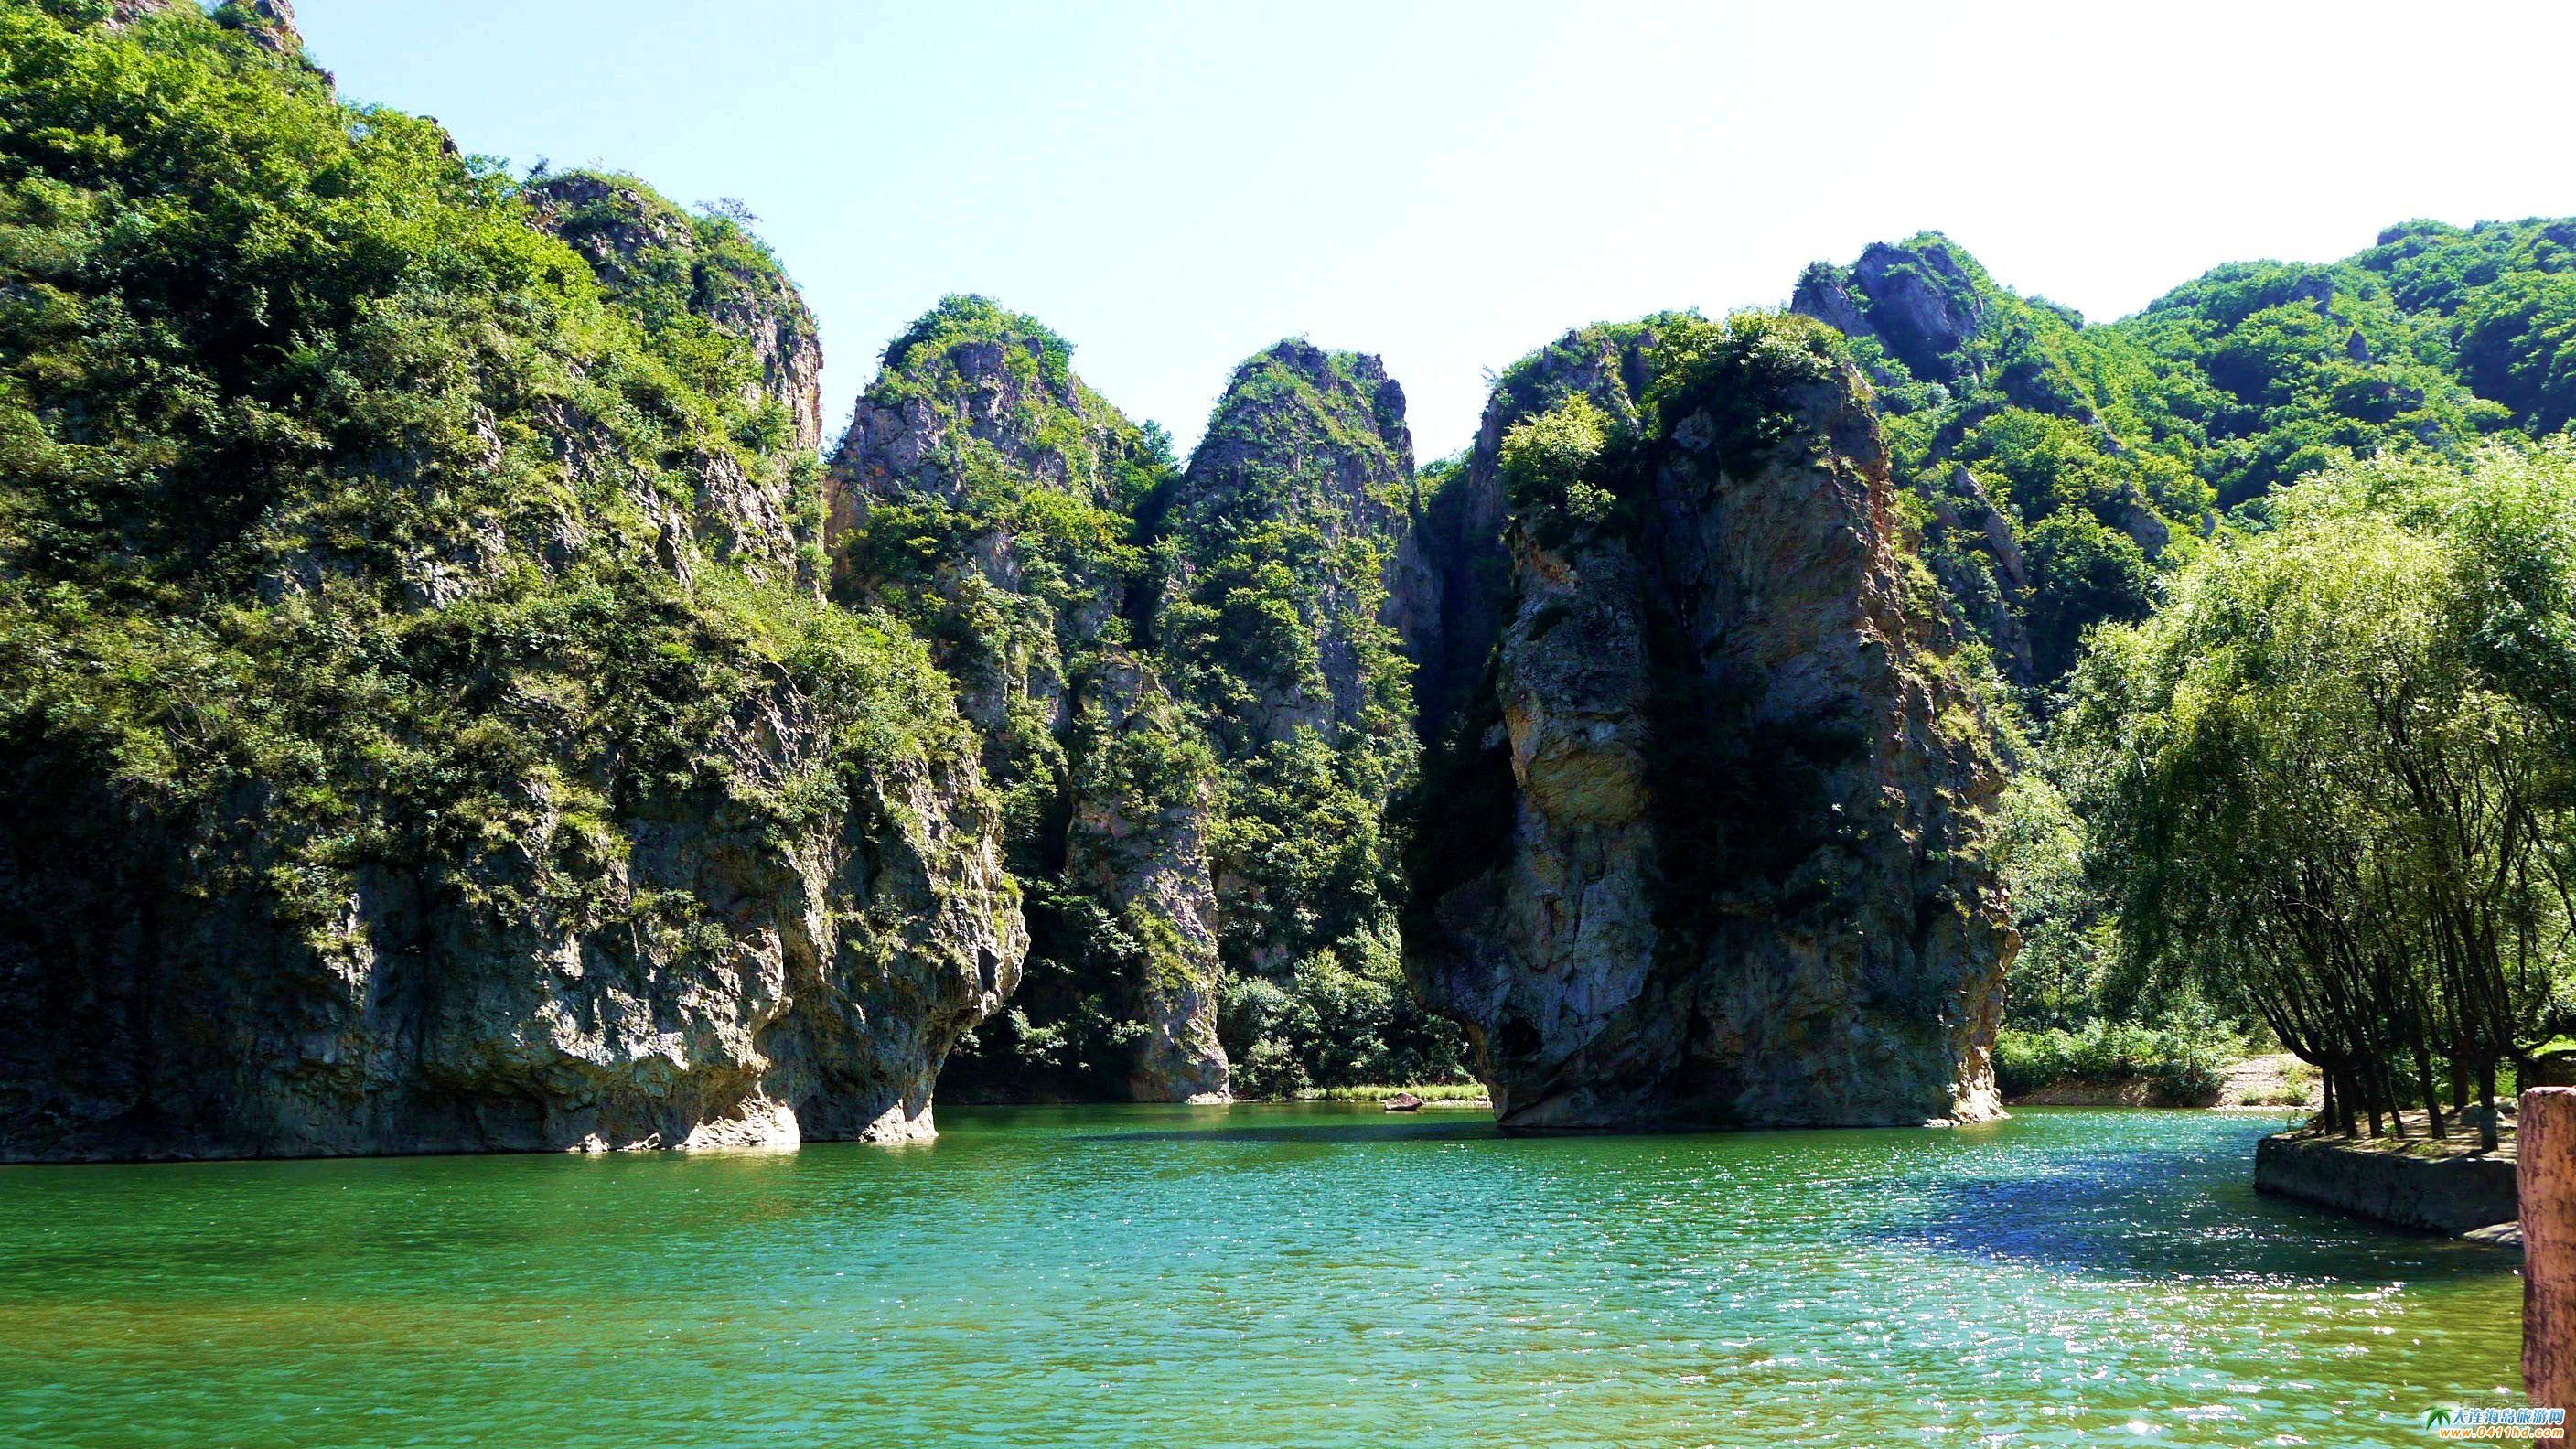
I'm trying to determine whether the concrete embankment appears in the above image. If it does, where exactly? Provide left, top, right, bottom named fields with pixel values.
left=2253, top=1121, right=2518, bottom=1236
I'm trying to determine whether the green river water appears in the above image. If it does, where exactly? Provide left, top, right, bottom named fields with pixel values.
left=0, top=1105, right=2523, bottom=1447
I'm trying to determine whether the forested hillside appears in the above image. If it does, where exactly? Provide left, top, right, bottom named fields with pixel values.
left=1795, top=221, right=2576, bottom=692
left=2060, top=444, right=2576, bottom=1141
left=1789, top=224, right=2576, bottom=1114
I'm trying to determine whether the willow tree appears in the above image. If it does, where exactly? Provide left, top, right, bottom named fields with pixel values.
left=2061, top=445, right=2576, bottom=1145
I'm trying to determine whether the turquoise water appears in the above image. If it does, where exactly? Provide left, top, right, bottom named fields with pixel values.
left=0, top=1105, right=2521, bottom=1447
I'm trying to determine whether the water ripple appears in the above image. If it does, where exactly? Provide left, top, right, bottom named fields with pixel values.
left=0, top=1105, right=2520, bottom=1447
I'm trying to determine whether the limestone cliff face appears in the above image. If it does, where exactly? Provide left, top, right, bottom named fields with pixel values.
left=827, top=303, right=1141, bottom=735
left=0, top=26, right=1022, bottom=1163
left=527, top=173, right=827, bottom=578
left=113, top=0, right=302, bottom=55
left=827, top=299, right=1229, bottom=1101
left=1407, top=323, right=1666, bottom=735
left=1175, top=340, right=1425, bottom=743
left=1166, top=341, right=1423, bottom=1010
left=1, top=698, right=1024, bottom=1160
left=1406, top=314, right=2011, bottom=1131
left=1792, top=240, right=1991, bottom=390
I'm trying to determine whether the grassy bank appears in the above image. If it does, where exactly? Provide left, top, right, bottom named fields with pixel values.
left=1293, top=1083, right=1491, bottom=1103
left=1997, top=1021, right=2237, bottom=1106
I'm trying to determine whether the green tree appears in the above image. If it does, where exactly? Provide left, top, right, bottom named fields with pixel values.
left=2062, top=445, right=2576, bottom=1144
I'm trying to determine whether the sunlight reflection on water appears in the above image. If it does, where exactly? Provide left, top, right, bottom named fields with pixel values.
left=0, top=1105, right=2522, bottom=1448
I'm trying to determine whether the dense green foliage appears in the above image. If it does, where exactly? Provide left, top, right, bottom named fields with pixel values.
left=2060, top=444, right=2576, bottom=1143
left=1798, top=238, right=2209, bottom=696
left=1809, top=228, right=2576, bottom=1081
left=836, top=317, right=1465, bottom=1097
left=1490, top=310, right=1861, bottom=543
left=834, top=294, right=1168, bottom=858
left=1988, top=771, right=2118, bottom=1033
left=0, top=3, right=971, bottom=978
left=831, top=295, right=1189, bottom=1099
left=1986, top=723, right=2255, bottom=1095
left=1992, top=1015, right=2231, bottom=1105
left=1802, top=225, right=2576, bottom=703
left=1172, top=343, right=1465, bottom=1093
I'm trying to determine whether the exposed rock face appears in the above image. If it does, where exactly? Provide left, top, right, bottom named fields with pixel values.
left=827, top=299, right=1229, bottom=1101
left=1401, top=453, right=1508, bottom=735
left=1925, top=466, right=2037, bottom=682
left=0, top=30, right=1022, bottom=1163
left=828, top=305, right=1139, bottom=731
left=236, top=0, right=300, bottom=54
left=527, top=173, right=828, bottom=575
left=832, top=324, right=1462, bottom=1101
left=1406, top=315, right=2012, bottom=1131
left=1175, top=339, right=1421, bottom=743
left=0, top=698, right=1024, bottom=1160
left=1793, top=240, right=1989, bottom=388
left=111, top=0, right=304, bottom=58
left=1408, top=323, right=1667, bottom=735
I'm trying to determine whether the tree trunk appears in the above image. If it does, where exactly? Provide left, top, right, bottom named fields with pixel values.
left=2414, top=1039, right=2447, bottom=1142
left=2484, top=1058, right=2503, bottom=1154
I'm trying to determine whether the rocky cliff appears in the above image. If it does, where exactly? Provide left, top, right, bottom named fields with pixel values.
left=827, top=297, right=1231, bottom=1101
left=828, top=324, right=1472, bottom=1101
left=1171, top=340, right=1425, bottom=745
left=529, top=173, right=828, bottom=456
left=525, top=171, right=830, bottom=581
left=0, top=6, right=1021, bottom=1159
left=1407, top=321, right=1673, bottom=735
left=1405, top=312, right=2012, bottom=1130
left=1164, top=342, right=1462, bottom=1094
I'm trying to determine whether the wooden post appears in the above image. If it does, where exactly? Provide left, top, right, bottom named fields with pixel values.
left=2524, top=1087, right=2576, bottom=1408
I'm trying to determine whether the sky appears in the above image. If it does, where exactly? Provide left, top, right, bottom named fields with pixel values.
left=295, top=1, right=2576, bottom=461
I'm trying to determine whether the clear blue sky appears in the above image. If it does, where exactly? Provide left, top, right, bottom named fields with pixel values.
left=296, top=1, right=2576, bottom=461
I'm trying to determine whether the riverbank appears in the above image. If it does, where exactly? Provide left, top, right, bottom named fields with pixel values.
left=2253, top=1110, right=2520, bottom=1238
left=2003, top=1052, right=2324, bottom=1111
left=1293, top=1084, right=1494, bottom=1110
